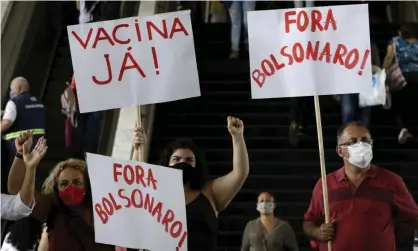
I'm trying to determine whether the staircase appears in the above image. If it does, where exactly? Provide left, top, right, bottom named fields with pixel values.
left=148, top=22, right=418, bottom=251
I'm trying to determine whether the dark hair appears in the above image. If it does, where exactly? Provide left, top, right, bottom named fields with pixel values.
left=336, top=121, right=369, bottom=143
left=399, top=23, right=418, bottom=39
left=257, top=191, right=276, bottom=202
left=6, top=216, right=43, bottom=250
left=257, top=191, right=277, bottom=215
left=158, top=138, right=208, bottom=190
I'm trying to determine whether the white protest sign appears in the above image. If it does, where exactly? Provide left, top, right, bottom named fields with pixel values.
left=248, top=4, right=372, bottom=99
left=86, top=153, right=187, bottom=251
left=68, top=10, right=200, bottom=113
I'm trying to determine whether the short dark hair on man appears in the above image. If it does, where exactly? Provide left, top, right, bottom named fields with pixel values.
left=336, top=121, right=369, bottom=143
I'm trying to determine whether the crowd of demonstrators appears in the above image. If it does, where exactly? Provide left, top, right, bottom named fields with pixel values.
left=383, top=23, right=418, bottom=145
left=0, top=115, right=248, bottom=251
left=303, top=121, right=418, bottom=251
left=3, top=120, right=417, bottom=251
left=1, top=77, right=45, bottom=162
left=1, top=2, right=417, bottom=251
left=241, top=192, right=299, bottom=251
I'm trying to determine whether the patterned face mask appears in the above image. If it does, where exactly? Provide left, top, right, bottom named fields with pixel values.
left=256, top=202, right=275, bottom=214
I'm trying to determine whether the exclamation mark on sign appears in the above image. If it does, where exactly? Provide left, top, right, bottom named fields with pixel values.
left=175, top=231, right=187, bottom=251
left=358, top=49, right=370, bottom=76
left=151, top=47, right=160, bottom=75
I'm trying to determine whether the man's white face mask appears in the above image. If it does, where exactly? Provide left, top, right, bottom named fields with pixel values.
left=345, top=142, right=373, bottom=168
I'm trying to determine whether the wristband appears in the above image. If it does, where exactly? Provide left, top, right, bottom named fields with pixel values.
left=15, top=152, right=23, bottom=159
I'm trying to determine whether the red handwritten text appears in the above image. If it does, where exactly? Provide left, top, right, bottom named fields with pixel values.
left=284, top=8, right=337, bottom=33
left=94, top=162, right=186, bottom=250
left=252, top=8, right=370, bottom=88
left=71, top=17, right=189, bottom=85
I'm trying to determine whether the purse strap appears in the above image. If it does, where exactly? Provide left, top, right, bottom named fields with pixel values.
left=392, top=38, right=398, bottom=62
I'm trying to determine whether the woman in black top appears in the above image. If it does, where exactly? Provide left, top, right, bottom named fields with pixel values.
left=132, top=116, right=249, bottom=251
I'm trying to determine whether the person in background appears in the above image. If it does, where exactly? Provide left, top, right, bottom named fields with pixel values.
left=303, top=121, right=418, bottom=251
left=7, top=153, right=114, bottom=250
left=76, top=0, right=101, bottom=24
left=132, top=116, right=249, bottom=251
left=1, top=77, right=45, bottom=161
left=241, top=191, right=299, bottom=251
left=383, top=24, right=418, bottom=144
left=1, top=217, right=44, bottom=251
left=290, top=0, right=314, bottom=8
left=61, top=78, right=77, bottom=154
left=67, top=76, right=101, bottom=158
left=210, top=1, right=228, bottom=23
left=288, top=97, right=311, bottom=146
left=2, top=131, right=47, bottom=221
left=225, top=1, right=256, bottom=59
left=339, top=41, right=381, bottom=127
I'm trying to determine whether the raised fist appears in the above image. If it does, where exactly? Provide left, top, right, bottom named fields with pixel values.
left=15, top=130, right=34, bottom=154
left=227, top=116, right=244, bottom=137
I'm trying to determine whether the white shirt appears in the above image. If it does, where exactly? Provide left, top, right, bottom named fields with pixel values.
left=2, top=100, right=17, bottom=122
left=0, top=233, right=36, bottom=251
left=1, top=233, right=36, bottom=251
left=1, top=193, right=33, bottom=220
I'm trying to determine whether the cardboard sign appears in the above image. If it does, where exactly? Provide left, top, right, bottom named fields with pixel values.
left=68, top=10, right=200, bottom=113
left=248, top=4, right=372, bottom=99
left=86, top=153, right=187, bottom=251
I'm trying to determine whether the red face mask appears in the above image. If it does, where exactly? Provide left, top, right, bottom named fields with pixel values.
left=58, top=184, right=86, bottom=206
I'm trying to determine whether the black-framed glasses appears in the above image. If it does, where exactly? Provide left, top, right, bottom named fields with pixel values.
left=338, top=139, right=373, bottom=147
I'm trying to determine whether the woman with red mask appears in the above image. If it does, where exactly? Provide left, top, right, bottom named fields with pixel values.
left=8, top=143, right=114, bottom=251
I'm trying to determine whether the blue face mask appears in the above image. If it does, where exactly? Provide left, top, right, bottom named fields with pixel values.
left=9, top=90, right=15, bottom=99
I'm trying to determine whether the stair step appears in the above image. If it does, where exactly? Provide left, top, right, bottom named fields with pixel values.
left=207, top=163, right=418, bottom=181
left=158, top=111, right=418, bottom=127
left=217, top=215, right=303, bottom=234
left=149, top=148, right=418, bottom=163
left=152, top=136, right=418, bottom=150
left=224, top=201, right=308, bottom=218
left=153, top=124, right=410, bottom=138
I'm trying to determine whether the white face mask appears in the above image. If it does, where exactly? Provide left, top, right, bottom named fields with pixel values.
left=256, top=202, right=275, bottom=214
left=345, top=142, right=373, bottom=168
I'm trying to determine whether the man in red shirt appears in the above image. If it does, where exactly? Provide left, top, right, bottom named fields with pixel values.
left=303, top=121, right=418, bottom=251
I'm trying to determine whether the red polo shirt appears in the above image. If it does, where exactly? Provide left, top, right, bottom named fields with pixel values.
left=304, top=165, right=418, bottom=251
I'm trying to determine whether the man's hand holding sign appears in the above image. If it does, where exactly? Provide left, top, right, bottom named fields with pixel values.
left=248, top=4, right=373, bottom=251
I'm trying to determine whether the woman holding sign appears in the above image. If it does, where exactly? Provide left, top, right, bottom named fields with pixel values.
left=133, top=116, right=249, bottom=251
left=7, top=141, right=114, bottom=251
